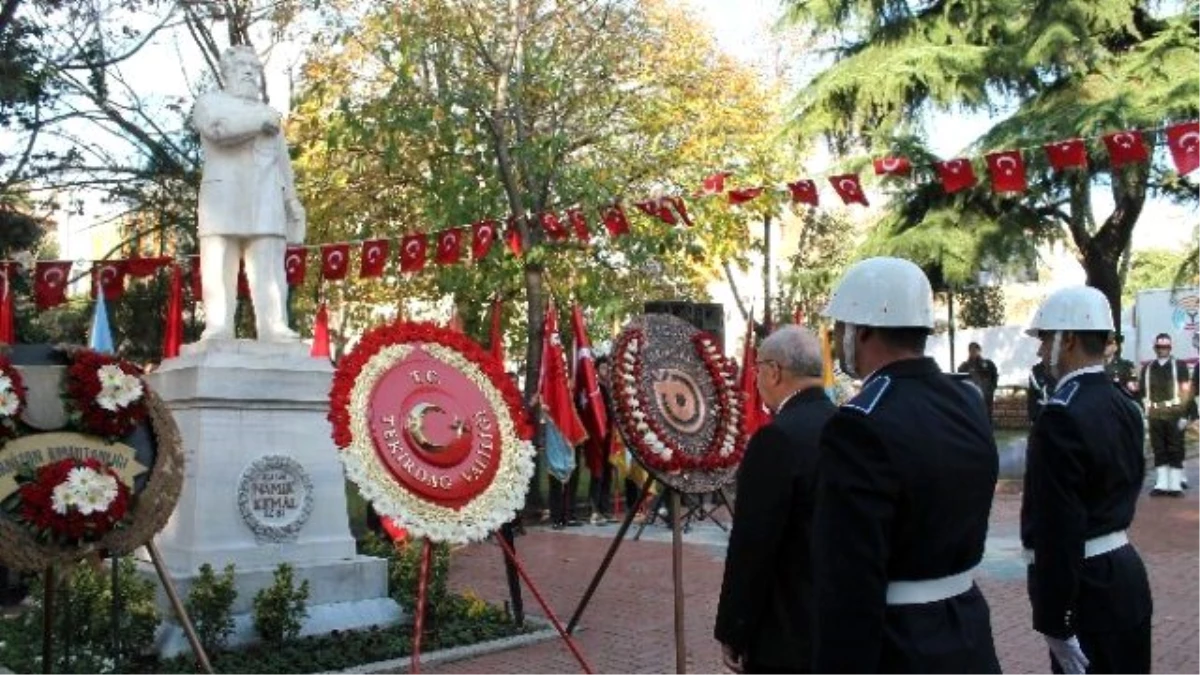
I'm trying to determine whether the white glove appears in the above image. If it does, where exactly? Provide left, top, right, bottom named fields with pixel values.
left=1179, top=418, right=1190, bottom=431
left=1045, top=635, right=1089, bottom=674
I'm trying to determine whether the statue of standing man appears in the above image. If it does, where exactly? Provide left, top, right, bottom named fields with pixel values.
left=193, top=45, right=303, bottom=342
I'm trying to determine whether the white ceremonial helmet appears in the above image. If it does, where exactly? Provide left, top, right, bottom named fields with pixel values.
left=823, top=256, right=936, bottom=329
left=823, top=256, right=934, bottom=378
left=1025, top=285, right=1114, bottom=337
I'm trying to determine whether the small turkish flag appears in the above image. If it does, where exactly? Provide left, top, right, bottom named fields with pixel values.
left=91, top=261, right=126, bottom=300
left=700, top=171, right=730, bottom=195
left=1166, top=121, right=1199, bottom=176
left=284, top=246, right=308, bottom=286
left=504, top=217, right=524, bottom=256
left=400, top=233, right=428, bottom=272
left=122, top=256, right=169, bottom=278
left=873, top=156, right=912, bottom=177
left=829, top=174, right=869, bottom=206
left=435, top=228, right=464, bottom=265
left=601, top=204, right=630, bottom=237
left=471, top=220, right=499, bottom=260
left=34, top=261, right=73, bottom=310
left=566, top=208, right=590, bottom=242
left=727, top=187, right=763, bottom=205
left=934, top=158, right=977, bottom=194
left=1102, top=130, right=1148, bottom=167
left=787, top=180, right=819, bottom=206
left=320, top=243, right=351, bottom=280
left=540, top=212, right=569, bottom=241
left=1043, top=138, right=1088, bottom=171
left=359, top=239, right=389, bottom=278
left=985, top=150, right=1027, bottom=193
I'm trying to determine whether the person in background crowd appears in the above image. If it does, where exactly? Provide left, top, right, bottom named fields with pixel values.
left=715, top=325, right=835, bottom=673
left=586, top=356, right=616, bottom=525
left=1139, top=333, right=1191, bottom=497
left=1021, top=286, right=1152, bottom=674
left=812, top=257, right=1000, bottom=673
left=1105, top=334, right=1138, bottom=396
left=1028, top=360, right=1057, bottom=423
left=958, top=341, right=999, bottom=423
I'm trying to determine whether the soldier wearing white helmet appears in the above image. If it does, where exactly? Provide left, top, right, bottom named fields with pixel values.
left=1021, top=285, right=1152, bottom=674
left=811, top=257, right=1001, bottom=673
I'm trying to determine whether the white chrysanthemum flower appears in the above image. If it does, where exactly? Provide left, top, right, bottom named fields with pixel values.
left=0, top=389, right=19, bottom=416
left=96, top=394, right=120, bottom=412
left=51, top=483, right=74, bottom=515
left=0, top=375, right=11, bottom=392
left=97, top=364, right=126, bottom=388
left=76, top=472, right=118, bottom=514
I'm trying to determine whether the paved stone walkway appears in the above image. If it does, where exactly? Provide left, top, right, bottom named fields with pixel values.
left=418, top=460, right=1198, bottom=674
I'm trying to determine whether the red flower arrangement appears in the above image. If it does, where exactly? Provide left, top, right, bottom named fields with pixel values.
left=10, top=457, right=130, bottom=545
left=0, top=355, right=27, bottom=440
left=612, top=328, right=748, bottom=474
left=62, top=350, right=148, bottom=440
left=328, top=321, right=532, bottom=450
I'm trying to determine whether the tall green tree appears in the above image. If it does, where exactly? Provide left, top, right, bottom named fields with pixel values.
left=782, top=0, right=1199, bottom=325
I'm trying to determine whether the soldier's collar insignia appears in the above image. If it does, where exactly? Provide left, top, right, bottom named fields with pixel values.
left=1048, top=380, right=1080, bottom=407
left=843, top=375, right=891, bottom=415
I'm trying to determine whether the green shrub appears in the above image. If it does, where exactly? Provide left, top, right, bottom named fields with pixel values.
left=358, top=533, right=450, bottom=620
left=251, top=564, right=309, bottom=645
left=185, top=563, right=238, bottom=653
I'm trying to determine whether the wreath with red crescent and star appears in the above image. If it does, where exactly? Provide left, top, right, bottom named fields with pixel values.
left=329, top=321, right=534, bottom=544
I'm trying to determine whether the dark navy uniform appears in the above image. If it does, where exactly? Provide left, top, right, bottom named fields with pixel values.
left=811, top=357, right=1001, bottom=673
left=1021, top=368, right=1152, bottom=673
left=1028, top=361, right=1056, bottom=423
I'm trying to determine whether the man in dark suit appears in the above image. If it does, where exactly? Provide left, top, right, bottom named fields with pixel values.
left=715, top=324, right=835, bottom=673
left=813, top=257, right=1000, bottom=673
left=1022, top=286, right=1152, bottom=673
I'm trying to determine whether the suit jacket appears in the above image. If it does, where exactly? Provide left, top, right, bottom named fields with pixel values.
left=714, top=387, right=835, bottom=671
left=193, top=91, right=304, bottom=242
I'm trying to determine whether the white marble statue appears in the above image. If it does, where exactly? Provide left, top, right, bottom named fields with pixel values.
left=193, top=45, right=304, bottom=342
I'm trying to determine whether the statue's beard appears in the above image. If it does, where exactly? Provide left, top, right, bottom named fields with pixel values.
left=227, top=79, right=261, bottom=101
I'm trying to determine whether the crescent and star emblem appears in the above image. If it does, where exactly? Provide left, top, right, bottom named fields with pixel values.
left=996, top=156, right=1018, bottom=174
left=1179, top=131, right=1199, bottom=152
left=477, top=227, right=492, bottom=244
left=405, top=402, right=470, bottom=454
left=367, top=245, right=382, bottom=263
left=43, top=268, right=64, bottom=286
left=839, top=179, right=858, bottom=195
left=405, top=240, right=422, bottom=259
left=441, top=233, right=457, bottom=251
left=286, top=253, right=301, bottom=272
left=327, top=250, right=344, bottom=269
left=1114, top=133, right=1135, bottom=149
left=100, top=265, right=119, bottom=284
left=880, top=158, right=902, bottom=172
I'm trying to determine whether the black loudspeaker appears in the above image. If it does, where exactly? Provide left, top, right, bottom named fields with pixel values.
left=644, top=301, right=725, bottom=346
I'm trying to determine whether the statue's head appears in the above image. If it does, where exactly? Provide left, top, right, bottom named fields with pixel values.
left=219, top=46, right=263, bottom=101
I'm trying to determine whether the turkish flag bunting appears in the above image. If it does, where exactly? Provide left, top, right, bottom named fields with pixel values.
left=934, top=158, right=977, bottom=194
left=188, top=256, right=202, bottom=298
left=873, top=156, right=912, bottom=176
left=727, top=187, right=764, bottom=205
left=566, top=207, right=590, bottom=242
left=399, top=233, right=428, bottom=273
left=539, top=212, right=570, bottom=241
left=538, top=298, right=588, bottom=448
left=162, top=263, right=183, bottom=359
left=571, top=303, right=608, bottom=476
left=666, top=196, right=693, bottom=226
left=0, top=263, right=14, bottom=344
left=34, top=261, right=73, bottom=310
left=601, top=204, right=630, bottom=237
left=91, top=261, right=126, bottom=300
left=1166, top=121, right=1200, bottom=175
left=504, top=217, right=524, bottom=256
left=435, top=228, right=464, bottom=265
left=122, top=256, right=170, bottom=278
left=985, top=150, right=1027, bottom=193
left=1043, top=138, right=1088, bottom=171
left=787, top=180, right=819, bottom=206
left=471, top=220, right=499, bottom=260
left=284, top=246, right=308, bottom=286
left=634, top=198, right=676, bottom=225
left=829, top=174, right=869, bottom=206
left=359, top=239, right=389, bottom=278
left=1102, top=130, right=1148, bottom=167
left=320, top=243, right=351, bottom=280
left=700, top=171, right=730, bottom=195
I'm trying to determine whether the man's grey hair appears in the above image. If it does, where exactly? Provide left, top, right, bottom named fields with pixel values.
left=219, top=45, right=262, bottom=81
left=759, top=324, right=824, bottom=378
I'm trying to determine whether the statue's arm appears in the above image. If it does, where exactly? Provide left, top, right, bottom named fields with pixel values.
left=278, top=133, right=306, bottom=243
left=193, top=95, right=269, bottom=147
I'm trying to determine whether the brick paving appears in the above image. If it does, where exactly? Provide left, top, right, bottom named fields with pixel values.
left=416, top=460, right=1199, bottom=674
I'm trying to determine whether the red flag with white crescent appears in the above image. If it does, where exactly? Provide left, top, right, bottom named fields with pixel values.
left=320, top=243, right=351, bottom=280
left=162, top=263, right=183, bottom=359
left=471, top=219, right=499, bottom=260
left=1166, top=121, right=1199, bottom=176
left=311, top=302, right=331, bottom=359
left=873, top=156, right=912, bottom=177
left=934, top=158, right=977, bottom=194
left=985, top=150, right=1027, bottom=194
left=504, top=217, right=524, bottom=256
left=539, top=212, right=569, bottom=241
left=122, top=256, right=169, bottom=278
left=700, top=171, right=730, bottom=195
left=727, top=187, right=764, bottom=205
left=91, top=261, right=126, bottom=300
left=601, top=204, right=630, bottom=237
left=539, top=299, right=588, bottom=448
left=284, top=246, right=308, bottom=286
left=566, top=207, right=590, bottom=243
left=435, top=228, right=464, bottom=265
left=787, top=179, right=819, bottom=206
left=400, top=233, right=428, bottom=273
left=1102, top=130, right=1148, bottom=167
left=828, top=174, right=869, bottom=206
left=570, top=303, right=608, bottom=476
left=1043, top=138, right=1088, bottom=171
left=634, top=198, right=676, bottom=225
left=359, top=239, right=389, bottom=278
left=0, top=263, right=14, bottom=344
left=34, top=261, right=73, bottom=310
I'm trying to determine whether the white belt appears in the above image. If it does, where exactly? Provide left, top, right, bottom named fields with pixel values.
left=1022, top=530, right=1129, bottom=565
left=885, top=568, right=975, bottom=605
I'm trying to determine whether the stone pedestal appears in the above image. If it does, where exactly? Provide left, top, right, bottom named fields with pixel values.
left=144, top=339, right=400, bottom=655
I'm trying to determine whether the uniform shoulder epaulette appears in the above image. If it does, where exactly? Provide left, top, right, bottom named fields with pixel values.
left=843, top=375, right=891, bottom=414
left=1047, top=380, right=1080, bottom=407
